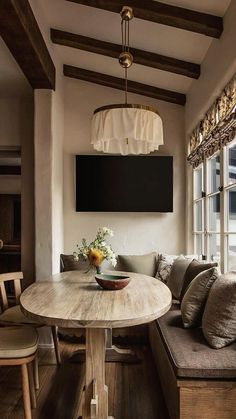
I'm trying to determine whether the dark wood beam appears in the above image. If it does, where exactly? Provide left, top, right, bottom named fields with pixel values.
left=0, top=166, right=21, bottom=175
left=0, top=0, right=55, bottom=89
left=67, top=0, right=223, bottom=38
left=63, top=65, right=186, bottom=106
left=51, top=29, right=200, bottom=79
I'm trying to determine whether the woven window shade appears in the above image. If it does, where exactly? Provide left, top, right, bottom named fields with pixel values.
left=188, top=74, right=236, bottom=168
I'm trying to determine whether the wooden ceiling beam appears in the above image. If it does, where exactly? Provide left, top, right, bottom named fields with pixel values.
left=63, top=65, right=186, bottom=106
left=66, top=0, right=223, bottom=38
left=51, top=29, right=200, bottom=79
left=0, top=0, right=55, bottom=89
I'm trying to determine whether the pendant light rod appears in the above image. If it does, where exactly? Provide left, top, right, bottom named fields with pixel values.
left=119, top=6, right=134, bottom=105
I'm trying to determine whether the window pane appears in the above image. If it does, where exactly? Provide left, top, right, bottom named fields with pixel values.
left=194, top=166, right=203, bottom=199
left=194, top=201, right=203, bottom=231
left=208, top=194, right=220, bottom=232
left=227, top=142, right=236, bottom=186
left=227, top=188, right=236, bottom=232
left=228, top=234, right=236, bottom=271
left=194, top=234, right=203, bottom=258
left=208, top=233, right=220, bottom=263
left=208, top=153, right=220, bottom=193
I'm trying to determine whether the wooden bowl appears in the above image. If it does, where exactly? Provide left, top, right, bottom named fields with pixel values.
left=95, top=274, right=131, bottom=290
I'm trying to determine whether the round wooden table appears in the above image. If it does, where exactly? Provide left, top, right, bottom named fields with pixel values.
left=20, top=270, right=172, bottom=419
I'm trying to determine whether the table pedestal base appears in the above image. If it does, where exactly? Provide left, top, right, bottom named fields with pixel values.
left=82, top=328, right=112, bottom=419
left=70, top=344, right=141, bottom=364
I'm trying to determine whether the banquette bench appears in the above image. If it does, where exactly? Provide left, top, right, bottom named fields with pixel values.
left=60, top=252, right=236, bottom=419
left=149, top=303, right=236, bottom=419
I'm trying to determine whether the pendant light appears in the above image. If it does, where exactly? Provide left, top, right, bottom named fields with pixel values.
left=91, top=6, right=163, bottom=155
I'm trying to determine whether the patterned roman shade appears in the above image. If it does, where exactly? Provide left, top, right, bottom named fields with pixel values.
left=188, top=74, right=236, bottom=168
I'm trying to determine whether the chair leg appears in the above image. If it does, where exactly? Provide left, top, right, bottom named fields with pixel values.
left=51, top=325, right=61, bottom=365
left=28, top=362, right=37, bottom=409
left=21, top=363, right=32, bottom=419
left=33, top=355, right=39, bottom=390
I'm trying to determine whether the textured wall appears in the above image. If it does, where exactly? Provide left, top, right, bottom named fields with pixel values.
left=63, top=78, right=186, bottom=260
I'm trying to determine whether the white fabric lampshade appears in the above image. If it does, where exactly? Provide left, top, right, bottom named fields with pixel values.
left=91, top=105, right=163, bottom=155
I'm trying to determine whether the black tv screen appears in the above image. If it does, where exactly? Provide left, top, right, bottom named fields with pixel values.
left=76, top=155, right=173, bottom=212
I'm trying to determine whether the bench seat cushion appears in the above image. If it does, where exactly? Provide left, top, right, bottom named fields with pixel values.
left=156, top=309, right=236, bottom=379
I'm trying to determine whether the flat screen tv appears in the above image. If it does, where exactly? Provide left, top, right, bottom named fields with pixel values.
left=76, top=155, right=173, bottom=212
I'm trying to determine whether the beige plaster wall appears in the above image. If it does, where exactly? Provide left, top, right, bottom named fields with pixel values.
left=185, top=0, right=236, bottom=253
left=34, top=90, right=53, bottom=280
left=63, top=78, right=186, bottom=259
left=29, top=0, right=65, bottom=278
left=52, top=71, right=64, bottom=274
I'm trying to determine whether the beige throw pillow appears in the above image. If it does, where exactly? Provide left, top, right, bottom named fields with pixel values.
left=155, top=254, right=178, bottom=283
left=167, top=257, right=192, bottom=299
left=202, top=272, right=236, bottom=349
left=117, top=252, right=157, bottom=277
left=181, top=267, right=219, bottom=328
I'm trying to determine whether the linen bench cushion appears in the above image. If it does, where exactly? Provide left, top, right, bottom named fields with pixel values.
left=60, top=254, right=82, bottom=272
left=156, top=309, right=236, bottom=379
left=117, top=252, right=157, bottom=277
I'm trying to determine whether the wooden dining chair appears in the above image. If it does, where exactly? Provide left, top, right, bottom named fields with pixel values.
left=0, top=272, right=61, bottom=365
left=0, top=325, right=38, bottom=419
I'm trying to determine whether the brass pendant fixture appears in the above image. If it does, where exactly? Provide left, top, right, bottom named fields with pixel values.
left=91, top=6, right=163, bottom=155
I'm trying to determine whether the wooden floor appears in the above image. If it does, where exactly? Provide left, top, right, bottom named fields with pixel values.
left=0, top=340, right=169, bottom=419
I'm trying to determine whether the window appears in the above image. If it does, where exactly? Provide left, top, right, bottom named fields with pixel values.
left=193, top=138, right=236, bottom=272
left=207, top=153, right=220, bottom=263
left=225, top=142, right=236, bottom=271
left=193, top=164, right=204, bottom=259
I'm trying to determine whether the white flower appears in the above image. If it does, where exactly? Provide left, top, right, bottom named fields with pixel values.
left=73, top=252, right=79, bottom=261
left=74, top=226, right=116, bottom=266
left=111, top=257, right=117, bottom=267
left=102, top=227, right=113, bottom=236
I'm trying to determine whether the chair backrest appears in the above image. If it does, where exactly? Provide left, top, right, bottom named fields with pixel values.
left=0, top=272, right=23, bottom=311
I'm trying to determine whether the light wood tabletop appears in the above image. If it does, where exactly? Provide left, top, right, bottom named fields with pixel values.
left=20, top=270, right=172, bottom=419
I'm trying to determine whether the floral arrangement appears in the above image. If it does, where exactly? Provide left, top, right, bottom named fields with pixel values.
left=74, top=227, right=117, bottom=272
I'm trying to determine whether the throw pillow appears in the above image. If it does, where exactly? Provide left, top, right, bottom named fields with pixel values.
left=167, top=256, right=192, bottom=299
left=202, top=272, right=236, bottom=349
left=117, top=252, right=157, bottom=277
left=181, top=267, right=219, bottom=328
left=60, top=254, right=82, bottom=272
left=180, top=259, right=218, bottom=301
left=155, top=254, right=178, bottom=283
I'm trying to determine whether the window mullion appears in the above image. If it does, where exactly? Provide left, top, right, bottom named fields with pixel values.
left=220, top=146, right=225, bottom=273
left=203, top=158, right=208, bottom=260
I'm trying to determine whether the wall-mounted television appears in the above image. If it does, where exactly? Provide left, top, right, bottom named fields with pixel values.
left=76, top=155, right=173, bottom=212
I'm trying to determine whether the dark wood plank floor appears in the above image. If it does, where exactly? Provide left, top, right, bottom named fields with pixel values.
left=0, top=341, right=169, bottom=419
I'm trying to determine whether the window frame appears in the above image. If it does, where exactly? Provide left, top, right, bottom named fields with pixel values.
left=192, top=137, right=236, bottom=272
